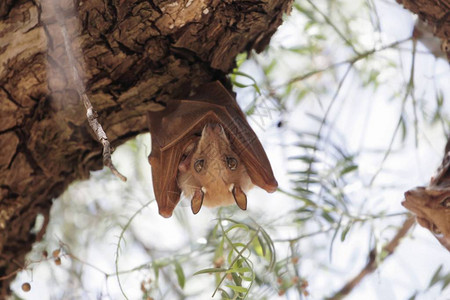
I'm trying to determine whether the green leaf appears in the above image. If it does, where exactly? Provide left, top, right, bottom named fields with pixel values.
left=231, top=243, right=247, bottom=251
left=293, top=178, right=320, bottom=184
left=193, top=267, right=228, bottom=275
left=226, top=284, right=247, bottom=293
left=340, top=165, right=358, bottom=176
left=227, top=247, right=234, bottom=265
left=321, top=211, right=335, bottom=223
left=288, top=155, right=317, bottom=163
left=252, top=235, right=265, bottom=257
left=400, top=115, right=407, bottom=141
left=341, top=222, right=352, bottom=241
left=294, top=216, right=313, bottom=223
left=259, top=227, right=276, bottom=271
left=231, top=272, right=242, bottom=286
left=241, top=275, right=253, bottom=282
left=295, top=142, right=317, bottom=150
left=293, top=186, right=314, bottom=195
left=245, top=104, right=256, bottom=116
left=154, top=266, right=159, bottom=282
left=220, top=290, right=232, bottom=299
left=225, top=224, right=250, bottom=234
left=233, top=81, right=252, bottom=88
left=227, top=267, right=251, bottom=274
left=174, top=261, right=185, bottom=289
left=215, top=238, right=225, bottom=260
left=442, top=272, right=450, bottom=290
left=235, top=53, right=247, bottom=68
left=263, top=59, right=277, bottom=74
left=429, top=265, right=443, bottom=287
left=407, top=294, right=417, bottom=300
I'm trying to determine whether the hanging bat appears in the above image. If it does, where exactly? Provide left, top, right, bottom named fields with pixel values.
left=147, top=81, right=278, bottom=218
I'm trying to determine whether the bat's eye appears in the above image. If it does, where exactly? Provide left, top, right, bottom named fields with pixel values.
left=194, top=160, right=204, bottom=172
left=227, top=157, right=238, bottom=170
left=441, top=197, right=450, bottom=208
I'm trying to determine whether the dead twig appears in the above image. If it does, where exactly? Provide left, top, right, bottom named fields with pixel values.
left=56, top=2, right=127, bottom=182
left=82, top=93, right=127, bottom=182
left=328, top=216, right=415, bottom=300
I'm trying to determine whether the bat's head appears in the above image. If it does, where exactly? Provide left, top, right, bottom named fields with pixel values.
left=177, top=123, right=253, bottom=214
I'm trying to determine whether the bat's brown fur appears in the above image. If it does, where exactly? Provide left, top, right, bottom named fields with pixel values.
left=177, top=123, right=252, bottom=211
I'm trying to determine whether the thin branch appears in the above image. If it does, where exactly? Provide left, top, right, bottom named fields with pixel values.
left=309, top=63, right=353, bottom=190
left=365, top=0, right=382, bottom=37
left=115, top=200, right=153, bottom=300
left=306, top=0, right=359, bottom=54
left=327, top=216, right=415, bottom=300
left=281, top=37, right=411, bottom=88
left=369, top=39, right=416, bottom=186
left=211, top=220, right=260, bottom=298
left=410, top=40, right=419, bottom=148
left=0, top=268, right=21, bottom=281
left=66, top=253, right=108, bottom=275
left=274, top=226, right=336, bottom=243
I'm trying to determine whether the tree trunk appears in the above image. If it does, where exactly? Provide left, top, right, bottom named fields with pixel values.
left=0, top=0, right=292, bottom=294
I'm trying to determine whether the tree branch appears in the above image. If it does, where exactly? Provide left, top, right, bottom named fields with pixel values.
left=328, top=216, right=415, bottom=300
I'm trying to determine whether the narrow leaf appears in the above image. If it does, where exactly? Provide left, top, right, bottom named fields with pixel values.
left=225, top=284, right=248, bottom=293
left=429, top=265, right=443, bottom=287
left=174, top=261, right=185, bottom=289
left=193, top=267, right=228, bottom=275
left=341, top=222, right=352, bottom=241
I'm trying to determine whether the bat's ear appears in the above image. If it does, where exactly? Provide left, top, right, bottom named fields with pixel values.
left=232, top=185, right=247, bottom=210
left=191, top=189, right=205, bottom=214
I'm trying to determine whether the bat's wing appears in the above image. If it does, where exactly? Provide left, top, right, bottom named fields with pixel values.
left=187, top=81, right=278, bottom=193
left=148, top=106, right=202, bottom=218
left=148, top=81, right=277, bottom=218
left=148, top=145, right=182, bottom=218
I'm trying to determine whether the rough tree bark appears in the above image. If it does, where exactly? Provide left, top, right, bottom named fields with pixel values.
left=0, top=0, right=292, bottom=294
